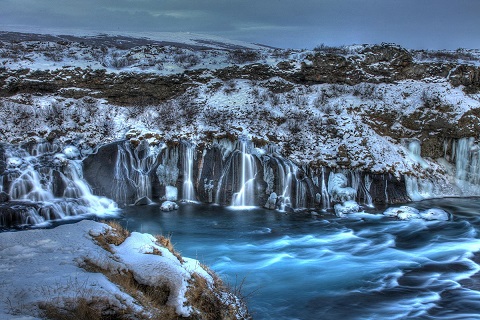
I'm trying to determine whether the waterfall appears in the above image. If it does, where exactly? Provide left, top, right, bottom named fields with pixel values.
left=363, top=174, right=374, bottom=207
left=157, top=145, right=180, bottom=201
left=450, top=137, right=480, bottom=194
left=1, top=142, right=117, bottom=227
left=181, top=143, right=196, bottom=202
left=113, top=144, right=131, bottom=206
left=404, top=140, right=434, bottom=200
left=231, top=139, right=257, bottom=208
left=320, top=168, right=330, bottom=210
left=114, top=140, right=161, bottom=203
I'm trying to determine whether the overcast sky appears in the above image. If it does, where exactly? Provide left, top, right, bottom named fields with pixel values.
left=1, top=0, right=479, bottom=50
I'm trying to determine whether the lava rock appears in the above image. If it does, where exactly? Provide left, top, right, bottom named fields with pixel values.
left=0, top=192, right=9, bottom=203
left=134, top=196, right=152, bottom=206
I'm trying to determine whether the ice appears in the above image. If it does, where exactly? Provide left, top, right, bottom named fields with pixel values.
left=166, top=186, right=178, bottom=201
left=334, top=200, right=360, bottom=217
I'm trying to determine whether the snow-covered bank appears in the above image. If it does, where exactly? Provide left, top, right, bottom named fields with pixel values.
left=0, top=220, right=250, bottom=319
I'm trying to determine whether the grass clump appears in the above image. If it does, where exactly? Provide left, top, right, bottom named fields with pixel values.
left=155, top=234, right=184, bottom=263
left=91, top=221, right=130, bottom=253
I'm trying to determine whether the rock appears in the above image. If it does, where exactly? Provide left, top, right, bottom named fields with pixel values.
left=264, top=192, right=277, bottom=210
left=63, top=146, right=81, bottom=159
left=0, top=192, right=9, bottom=203
left=420, top=208, right=450, bottom=221
left=134, top=196, right=151, bottom=206
left=397, top=211, right=422, bottom=220
left=165, top=186, right=178, bottom=201
left=160, top=201, right=179, bottom=212
left=334, top=200, right=360, bottom=217
left=383, top=206, right=448, bottom=221
left=383, top=206, right=420, bottom=218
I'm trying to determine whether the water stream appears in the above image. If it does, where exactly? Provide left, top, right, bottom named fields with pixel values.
left=119, top=198, right=480, bottom=320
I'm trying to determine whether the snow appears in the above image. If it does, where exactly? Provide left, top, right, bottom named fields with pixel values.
left=160, top=201, right=179, bottom=212
left=0, top=220, right=222, bottom=319
left=383, top=206, right=449, bottom=221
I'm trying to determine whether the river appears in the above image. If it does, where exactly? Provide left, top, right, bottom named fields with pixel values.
left=117, top=198, right=480, bottom=320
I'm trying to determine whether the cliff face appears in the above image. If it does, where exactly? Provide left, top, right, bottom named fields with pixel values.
left=1, top=31, right=480, bottom=221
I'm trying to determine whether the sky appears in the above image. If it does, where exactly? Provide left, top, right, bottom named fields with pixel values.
left=1, top=0, right=479, bottom=50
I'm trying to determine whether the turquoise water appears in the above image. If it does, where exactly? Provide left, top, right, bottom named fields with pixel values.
left=119, top=199, right=480, bottom=320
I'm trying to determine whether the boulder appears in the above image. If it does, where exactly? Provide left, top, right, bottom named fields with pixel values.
left=134, top=196, right=151, bottom=206
left=420, top=208, right=450, bottom=221
left=0, top=192, right=9, bottom=203
left=160, top=201, right=179, bottom=212
left=334, top=200, right=360, bottom=217
left=264, top=192, right=277, bottom=210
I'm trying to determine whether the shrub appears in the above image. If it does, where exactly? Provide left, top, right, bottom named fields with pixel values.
left=174, top=53, right=200, bottom=68
left=313, top=44, right=349, bottom=55
left=227, top=49, right=262, bottom=64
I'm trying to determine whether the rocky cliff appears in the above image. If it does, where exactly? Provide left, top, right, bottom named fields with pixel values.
left=1, top=31, right=480, bottom=225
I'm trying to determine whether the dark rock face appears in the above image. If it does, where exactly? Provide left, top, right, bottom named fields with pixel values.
left=83, top=141, right=137, bottom=205
left=82, top=139, right=407, bottom=209
left=0, top=202, right=41, bottom=228
left=0, top=69, right=191, bottom=106
left=369, top=174, right=409, bottom=205
left=0, top=192, right=9, bottom=203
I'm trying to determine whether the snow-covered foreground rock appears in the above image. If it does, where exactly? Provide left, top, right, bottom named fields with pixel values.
left=0, top=220, right=250, bottom=319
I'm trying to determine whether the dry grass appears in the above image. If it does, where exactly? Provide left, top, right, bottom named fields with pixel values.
left=91, top=221, right=130, bottom=253
left=155, top=234, right=184, bottom=263
left=81, top=258, right=176, bottom=320
left=39, top=296, right=134, bottom=320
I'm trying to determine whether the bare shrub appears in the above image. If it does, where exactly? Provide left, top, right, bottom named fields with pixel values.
left=227, top=49, right=262, bottom=64
left=313, top=44, right=349, bottom=55
left=174, top=53, right=200, bottom=68
left=353, top=83, right=375, bottom=99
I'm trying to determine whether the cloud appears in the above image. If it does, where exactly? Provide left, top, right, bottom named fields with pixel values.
left=1, top=0, right=479, bottom=49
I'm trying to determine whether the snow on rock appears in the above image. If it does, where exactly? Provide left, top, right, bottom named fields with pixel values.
left=114, top=231, right=191, bottom=316
left=420, top=208, right=450, bottom=221
left=160, top=201, right=179, bottom=212
left=328, top=173, right=356, bottom=203
left=383, top=206, right=450, bottom=221
left=63, top=145, right=81, bottom=159
left=334, top=200, right=360, bottom=217
left=0, top=220, right=134, bottom=319
left=0, top=220, right=244, bottom=319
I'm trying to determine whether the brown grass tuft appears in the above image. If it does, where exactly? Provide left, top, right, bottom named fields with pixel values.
left=39, top=296, right=134, bottom=320
left=155, top=234, right=184, bottom=263
left=91, top=221, right=130, bottom=253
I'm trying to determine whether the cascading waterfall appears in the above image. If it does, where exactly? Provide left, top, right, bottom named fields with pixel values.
left=126, top=140, right=160, bottom=201
left=157, top=145, right=180, bottom=201
left=1, top=142, right=117, bottom=227
left=113, top=140, right=162, bottom=204
left=320, top=168, right=330, bottom=210
left=113, top=144, right=131, bottom=205
left=181, top=142, right=196, bottom=202
left=231, top=139, right=257, bottom=208
left=404, top=140, right=434, bottom=201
